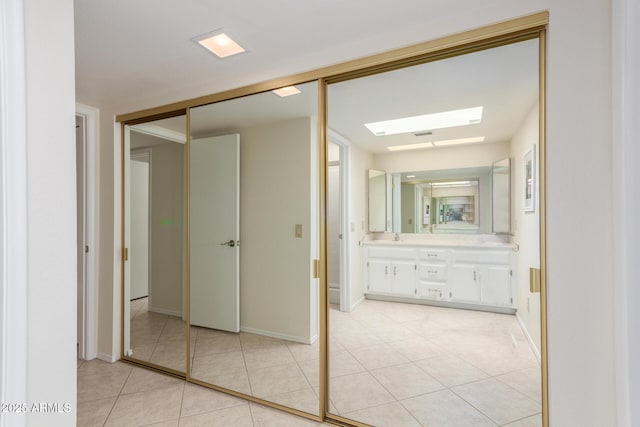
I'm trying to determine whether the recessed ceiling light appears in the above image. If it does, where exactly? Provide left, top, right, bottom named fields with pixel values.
left=272, top=86, right=301, bottom=97
left=387, top=136, right=485, bottom=152
left=433, top=136, right=486, bottom=147
left=365, top=106, right=483, bottom=136
left=194, top=31, right=245, bottom=58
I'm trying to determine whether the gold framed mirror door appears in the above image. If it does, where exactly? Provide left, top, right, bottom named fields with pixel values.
left=118, top=12, right=548, bottom=427
left=121, top=112, right=188, bottom=375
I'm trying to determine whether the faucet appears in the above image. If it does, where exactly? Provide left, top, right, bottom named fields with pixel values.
left=393, top=233, right=400, bottom=241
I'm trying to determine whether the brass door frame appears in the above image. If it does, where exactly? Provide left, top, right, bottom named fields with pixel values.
left=118, top=11, right=549, bottom=427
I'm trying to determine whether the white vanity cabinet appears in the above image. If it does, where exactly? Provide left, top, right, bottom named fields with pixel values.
left=364, top=242, right=515, bottom=313
left=366, top=247, right=416, bottom=295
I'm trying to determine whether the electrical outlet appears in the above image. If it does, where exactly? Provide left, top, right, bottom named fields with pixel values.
left=527, top=296, right=530, bottom=312
left=295, top=224, right=303, bottom=238
left=350, top=222, right=355, bottom=232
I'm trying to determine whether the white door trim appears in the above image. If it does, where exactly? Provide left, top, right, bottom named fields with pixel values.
left=328, top=129, right=351, bottom=312
left=612, top=0, right=640, bottom=425
left=0, top=0, right=28, bottom=424
left=76, top=103, right=99, bottom=361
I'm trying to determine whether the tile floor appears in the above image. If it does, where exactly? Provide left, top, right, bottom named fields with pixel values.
left=112, top=297, right=542, bottom=426
left=325, top=299, right=542, bottom=426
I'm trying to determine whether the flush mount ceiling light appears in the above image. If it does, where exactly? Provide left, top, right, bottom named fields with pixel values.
left=272, top=86, right=301, bottom=97
left=365, top=106, right=483, bottom=136
left=387, top=136, right=485, bottom=152
left=193, top=31, right=245, bottom=58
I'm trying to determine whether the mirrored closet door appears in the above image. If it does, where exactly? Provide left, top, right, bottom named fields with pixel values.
left=123, top=113, right=188, bottom=374
left=188, top=81, right=321, bottom=416
left=325, top=37, right=543, bottom=426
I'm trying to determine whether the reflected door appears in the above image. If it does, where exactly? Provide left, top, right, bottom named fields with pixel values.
left=190, top=134, right=240, bottom=332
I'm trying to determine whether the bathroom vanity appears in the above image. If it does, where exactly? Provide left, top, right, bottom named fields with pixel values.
left=364, top=238, right=517, bottom=314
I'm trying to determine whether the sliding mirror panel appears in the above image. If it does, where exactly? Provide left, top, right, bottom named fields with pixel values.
left=326, top=38, right=542, bottom=426
left=189, top=81, right=321, bottom=416
left=123, top=114, right=187, bottom=373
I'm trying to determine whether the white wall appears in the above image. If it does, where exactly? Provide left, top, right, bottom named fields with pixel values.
left=94, top=3, right=621, bottom=425
left=239, top=117, right=315, bottom=342
left=510, top=101, right=541, bottom=356
left=374, top=141, right=510, bottom=173
left=348, top=144, right=373, bottom=309
left=24, top=0, right=77, bottom=425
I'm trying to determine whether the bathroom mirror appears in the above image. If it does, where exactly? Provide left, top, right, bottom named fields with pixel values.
left=492, top=157, right=512, bottom=234
left=368, top=169, right=387, bottom=232
left=393, top=167, right=492, bottom=234
left=188, top=81, right=321, bottom=416
left=123, top=113, right=187, bottom=373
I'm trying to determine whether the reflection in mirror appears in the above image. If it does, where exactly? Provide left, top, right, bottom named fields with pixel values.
left=124, top=114, right=187, bottom=373
left=188, top=81, right=320, bottom=416
left=368, top=169, right=387, bottom=232
left=492, top=157, right=511, bottom=233
left=327, top=38, right=541, bottom=426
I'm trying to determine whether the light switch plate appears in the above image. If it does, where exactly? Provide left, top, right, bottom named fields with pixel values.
left=295, top=224, right=303, bottom=238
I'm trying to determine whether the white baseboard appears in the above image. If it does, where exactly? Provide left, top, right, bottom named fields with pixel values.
left=350, top=295, right=365, bottom=312
left=240, top=326, right=317, bottom=345
left=148, top=306, right=182, bottom=318
left=97, top=351, right=118, bottom=363
left=516, top=313, right=541, bottom=363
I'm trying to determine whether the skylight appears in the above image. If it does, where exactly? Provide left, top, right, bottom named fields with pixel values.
left=365, top=106, right=483, bottom=136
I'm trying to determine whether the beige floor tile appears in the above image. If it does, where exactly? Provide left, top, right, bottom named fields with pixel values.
left=249, top=403, right=323, bottom=426
left=77, top=371, right=131, bottom=403
left=178, top=404, right=253, bottom=427
left=496, top=367, right=542, bottom=403
left=343, top=401, right=421, bottom=427
left=388, top=336, right=444, bottom=361
left=77, top=396, right=116, bottom=427
left=286, top=341, right=319, bottom=362
left=193, top=332, right=242, bottom=355
left=327, top=350, right=366, bottom=378
left=248, top=363, right=310, bottom=398
left=243, top=345, right=295, bottom=372
left=296, top=358, right=320, bottom=387
left=333, top=331, right=384, bottom=351
left=452, top=378, right=540, bottom=425
left=121, top=367, right=184, bottom=395
left=503, top=413, right=543, bottom=427
left=402, top=389, right=496, bottom=427
left=415, top=354, right=489, bottom=387
left=192, top=371, right=252, bottom=396
left=180, top=382, right=248, bottom=417
left=329, top=371, right=394, bottom=414
left=262, top=387, right=320, bottom=416
left=105, top=384, right=184, bottom=427
left=78, top=360, right=132, bottom=377
left=130, top=342, right=156, bottom=361
left=349, top=343, right=410, bottom=370
left=191, top=350, right=246, bottom=377
left=141, top=420, right=179, bottom=427
left=370, top=362, right=445, bottom=400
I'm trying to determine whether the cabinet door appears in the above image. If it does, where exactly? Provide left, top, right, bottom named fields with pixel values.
left=449, top=264, right=480, bottom=302
left=368, top=259, right=391, bottom=293
left=480, top=265, right=512, bottom=306
left=390, top=261, right=417, bottom=296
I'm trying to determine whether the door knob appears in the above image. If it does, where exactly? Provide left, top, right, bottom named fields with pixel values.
left=220, top=240, right=237, bottom=247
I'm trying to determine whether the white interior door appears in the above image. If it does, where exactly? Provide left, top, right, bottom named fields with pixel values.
left=76, top=115, right=86, bottom=358
left=190, top=134, right=240, bottom=332
left=130, top=156, right=149, bottom=300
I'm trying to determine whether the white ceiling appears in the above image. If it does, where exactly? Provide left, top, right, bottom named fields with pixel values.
left=75, top=2, right=538, bottom=153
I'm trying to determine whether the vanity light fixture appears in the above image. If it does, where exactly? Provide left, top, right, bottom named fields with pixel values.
left=365, top=106, right=483, bottom=136
left=406, top=175, right=416, bottom=178
left=387, top=136, right=485, bottom=152
left=193, top=31, right=245, bottom=58
left=272, top=86, right=301, bottom=97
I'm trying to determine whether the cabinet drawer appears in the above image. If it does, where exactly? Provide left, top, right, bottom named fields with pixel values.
left=368, top=247, right=416, bottom=260
left=453, top=250, right=510, bottom=265
left=418, top=248, right=449, bottom=262
left=419, top=263, right=447, bottom=280
left=417, top=281, right=446, bottom=300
